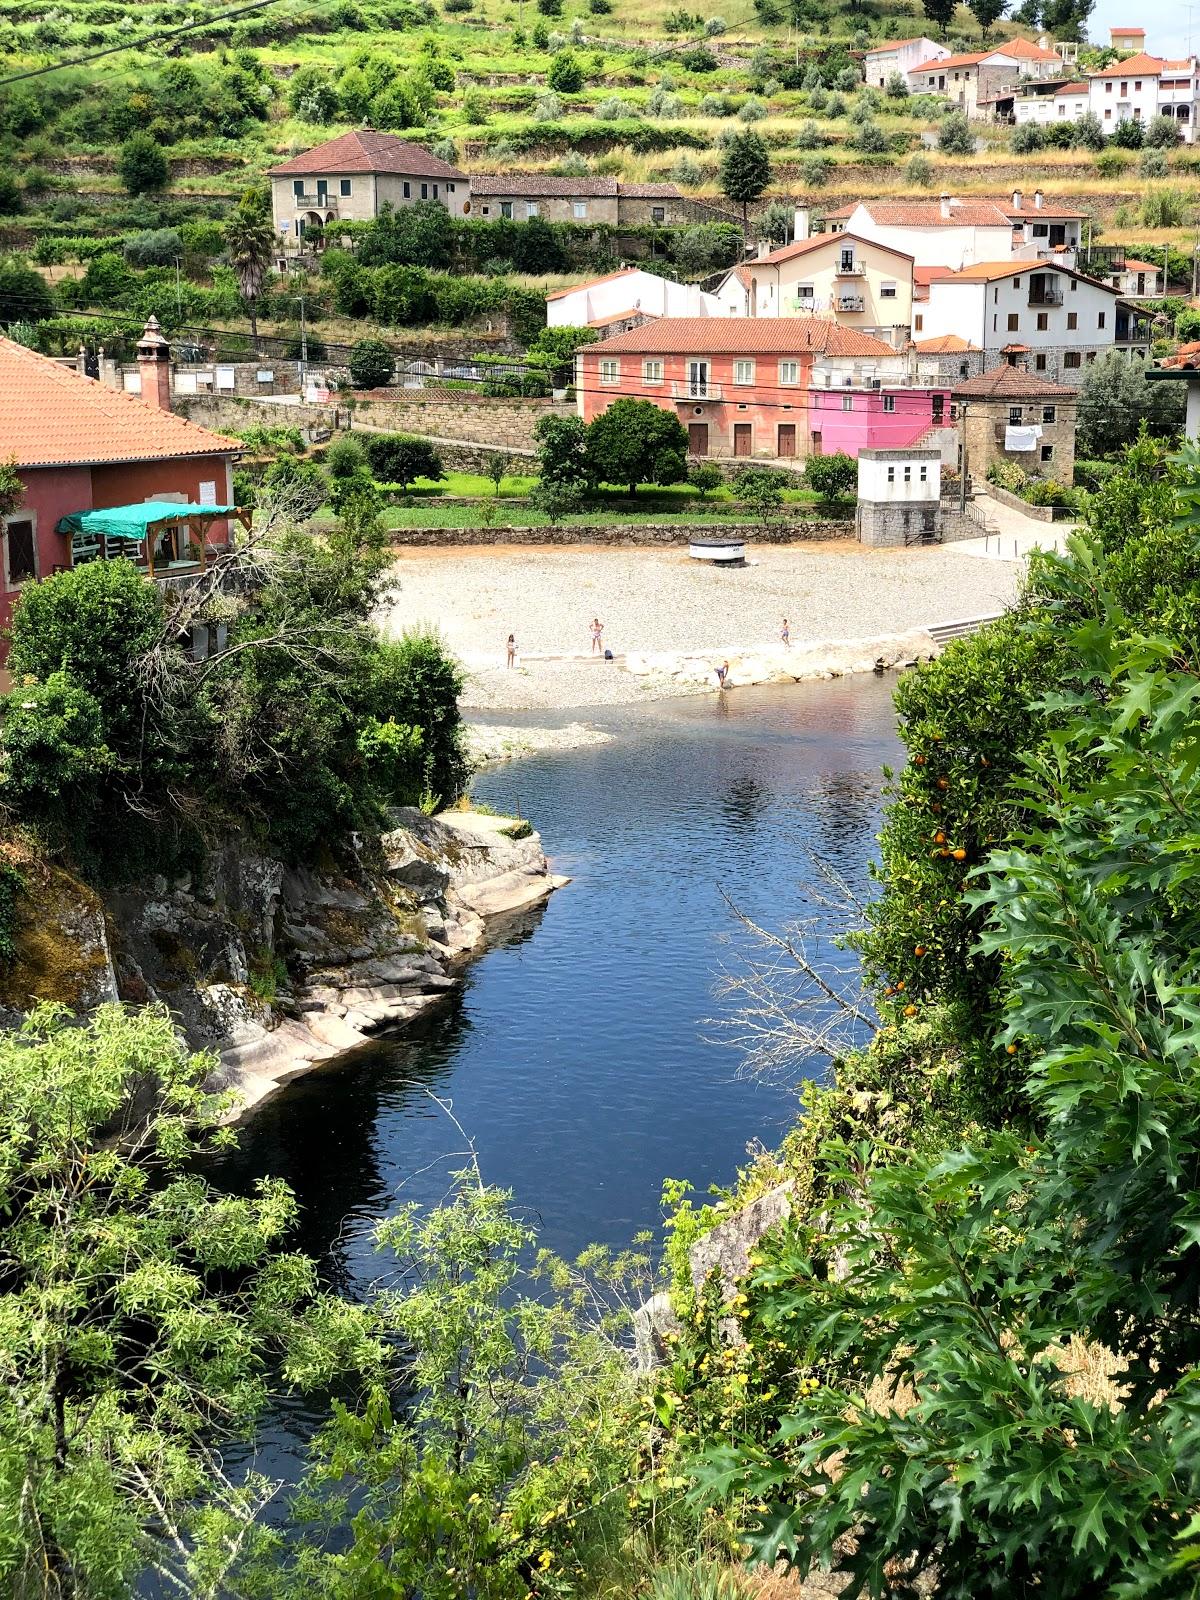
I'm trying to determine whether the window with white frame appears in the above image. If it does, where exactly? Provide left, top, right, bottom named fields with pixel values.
left=1042, top=404, right=1056, bottom=423
left=642, top=359, right=663, bottom=383
left=841, top=394, right=854, bottom=411
left=500, top=201, right=514, bottom=219
left=882, top=394, right=896, bottom=412
left=599, top=358, right=620, bottom=383
left=880, top=280, right=897, bottom=299
left=573, top=202, right=587, bottom=219
left=3, top=514, right=36, bottom=588
left=796, top=283, right=814, bottom=299
left=527, top=202, right=539, bottom=217
left=733, top=359, right=755, bottom=384
left=778, top=360, right=799, bottom=384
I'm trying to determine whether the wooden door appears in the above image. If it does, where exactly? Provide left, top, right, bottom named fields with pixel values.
left=777, top=423, right=796, bottom=457
left=734, top=423, right=752, bottom=457
left=688, top=422, right=709, bottom=456
left=810, top=430, right=823, bottom=456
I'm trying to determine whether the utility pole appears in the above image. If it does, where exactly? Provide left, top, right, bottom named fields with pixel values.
left=174, top=256, right=182, bottom=321
left=295, top=277, right=309, bottom=398
left=958, top=400, right=968, bottom=515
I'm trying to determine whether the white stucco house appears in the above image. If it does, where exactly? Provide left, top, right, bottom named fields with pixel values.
left=825, top=198, right=1015, bottom=271
left=545, top=267, right=720, bottom=329
left=858, top=35, right=948, bottom=89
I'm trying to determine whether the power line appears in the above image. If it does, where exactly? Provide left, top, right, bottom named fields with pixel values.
left=0, top=0, right=293, bottom=88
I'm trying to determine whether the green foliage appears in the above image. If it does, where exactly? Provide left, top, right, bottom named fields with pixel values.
left=803, top=451, right=855, bottom=501
left=363, top=432, right=445, bottom=489
left=117, top=131, right=169, bottom=196
left=732, top=466, right=784, bottom=521
left=1146, top=112, right=1183, bottom=148
left=533, top=412, right=591, bottom=512
left=0, top=260, right=55, bottom=323
left=587, top=398, right=689, bottom=495
left=348, top=337, right=395, bottom=389
left=938, top=110, right=975, bottom=154
left=0, top=1003, right=383, bottom=1595
left=323, top=432, right=368, bottom=479
left=1109, top=114, right=1145, bottom=148
left=1076, top=349, right=1184, bottom=458
left=689, top=462, right=724, bottom=498
left=719, top=129, right=771, bottom=225
left=1142, top=186, right=1190, bottom=228
left=0, top=861, right=21, bottom=965
left=547, top=50, right=585, bottom=93
left=0, top=673, right=112, bottom=827
left=1010, top=121, right=1043, bottom=153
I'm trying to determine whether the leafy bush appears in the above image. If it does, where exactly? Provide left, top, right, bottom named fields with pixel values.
left=732, top=465, right=784, bottom=520
left=547, top=51, right=584, bottom=93
left=688, top=462, right=724, bottom=497
left=1010, top=122, right=1043, bottom=153
left=804, top=451, right=856, bottom=500
left=363, top=433, right=445, bottom=489
left=121, top=227, right=183, bottom=267
left=906, top=152, right=933, bottom=186
left=324, top=434, right=368, bottom=479
left=118, top=132, right=169, bottom=195
left=587, top=398, right=688, bottom=494
left=1146, top=113, right=1182, bottom=148
left=679, top=46, right=718, bottom=72
left=348, top=337, right=395, bottom=389
left=1110, top=115, right=1145, bottom=148
left=938, top=110, right=975, bottom=155
left=1142, top=186, right=1190, bottom=227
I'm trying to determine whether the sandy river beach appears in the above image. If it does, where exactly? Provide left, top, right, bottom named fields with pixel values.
left=379, top=541, right=1021, bottom=715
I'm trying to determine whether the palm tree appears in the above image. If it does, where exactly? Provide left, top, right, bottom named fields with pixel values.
left=224, top=209, right=276, bottom=352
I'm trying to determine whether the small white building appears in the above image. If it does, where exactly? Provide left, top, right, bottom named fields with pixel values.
left=545, top=267, right=720, bottom=328
left=855, top=446, right=942, bottom=547
left=1004, top=190, right=1086, bottom=261
left=859, top=35, right=948, bottom=89
left=1013, top=79, right=1091, bottom=125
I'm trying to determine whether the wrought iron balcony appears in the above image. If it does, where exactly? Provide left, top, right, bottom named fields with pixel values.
left=1028, top=287, right=1063, bottom=306
left=671, top=380, right=723, bottom=400
left=291, top=193, right=340, bottom=212
left=835, top=295, right=866, bottom=312
left=834, top=261, right=866, bottom=276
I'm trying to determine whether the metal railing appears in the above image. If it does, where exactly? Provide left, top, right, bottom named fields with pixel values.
left=292, top=193, right=340, bottom=212
left=671, top=381, right=723, bottom=400
left=1029, top=288, right=1063, bottom=306
left=835, top=261, right=866, bottom=276
left=836, top=296, right=866, bottom=312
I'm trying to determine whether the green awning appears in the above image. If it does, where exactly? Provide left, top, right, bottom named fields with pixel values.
left=55, top=502, right=239, bottom=541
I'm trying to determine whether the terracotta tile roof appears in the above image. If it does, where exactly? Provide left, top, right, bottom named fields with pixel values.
left=0, top=337, right=239, bottom=470
left=851, top=200, right=1014, bottom=229
left=1055, top=80, right=1091, bottom=95
left=588, top=317, right=897, bottom=357
left=545, top=266, right=641, bottom=301
left=1156, top=340, right=1200, bottom=370
left=1000, top=342, right=1032, bottom=352
left=1091, top=51, right=1166, bottom=77
left=913, top=334, right=980, bottom=352
left=910, top=49, right=989, bottom=73
left=1002, top=197, right=1087, bottom=218
left=586, top=308, right=656, bottom=327
left=758, top=229, right=914, bottom=267
left=1110, top=26, right=1146, bottom=34
left=1122, top=258, right=1163, bottom=274
left=823, top=203, right=857, bottom=220
left=928, top=260, right=1119, bottom=293
left=269, top=129, right=466, bottom=180
left=998, top=35, right=1062, bottom=61
left=952, top=363, right=1076, bottom=398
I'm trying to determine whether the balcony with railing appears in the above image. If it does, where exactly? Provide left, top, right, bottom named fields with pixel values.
left=671, top=380, right=724, bottom=400
left=291, top=193, right=340, bottom=213
left=834, top=260, right=866, bottom=276
left=835, top=295, right=866, bottom=313
left=1028, top=286, right=1063, bottom=307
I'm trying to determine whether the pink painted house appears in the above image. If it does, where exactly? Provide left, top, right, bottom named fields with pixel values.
left=0, top=321, right=241, bottom=665
left=578, top=318, right=949, bottom=461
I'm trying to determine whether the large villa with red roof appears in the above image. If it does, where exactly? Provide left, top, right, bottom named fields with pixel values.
left=0, top=323, right=241, bottom=653
left=577, top=319, right=951, bottom=464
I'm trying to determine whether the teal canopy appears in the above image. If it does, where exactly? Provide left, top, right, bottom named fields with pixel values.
left=55, top=502, right=239, bottom=541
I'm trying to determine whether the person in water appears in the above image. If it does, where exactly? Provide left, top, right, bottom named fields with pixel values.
left=590, top=617, right=604, bottom=654
left=506, top=634, right=517, bottom=668
left=781, top=617, right=790, bottom=648
left=715, top=660, right=729, bottom=688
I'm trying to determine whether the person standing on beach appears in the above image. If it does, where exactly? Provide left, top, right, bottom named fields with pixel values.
left=715, top=660, right=729, bottom=688
left=506, top=634, right=517, bottom=668
left=781, top=617, right=790, bottom=648
left=590, top=617, right=604, bottom=654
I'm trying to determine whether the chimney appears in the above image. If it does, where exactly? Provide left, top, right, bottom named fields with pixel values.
left=793, top=204, right=810, bottom=241
left=1034, top=188, right=1044, bottom=209
left=757, top=239, right=771, bottom=260
left=1012, top=187, right=1023, bottom=210
left=136, top=315, right=172, bottom=412
left=939, top=193, right=952, bottom=220
left=76, top=343, right=88, bottom=378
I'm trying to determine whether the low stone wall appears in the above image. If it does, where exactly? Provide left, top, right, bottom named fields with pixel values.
left=350, top=390, right=574, bottom=451
left=387, top=519, right=853, bottom=547
left=983, top=483, right=1060, bottom=523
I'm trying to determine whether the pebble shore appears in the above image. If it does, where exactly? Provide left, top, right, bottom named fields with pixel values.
left=380, top=542, right=1020, bottom=711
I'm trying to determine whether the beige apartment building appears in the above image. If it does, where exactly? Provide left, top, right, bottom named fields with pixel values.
left=268, top=129, right=469, bottom=254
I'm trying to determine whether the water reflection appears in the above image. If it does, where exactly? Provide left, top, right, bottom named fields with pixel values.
left=209, top=672, right=903, bottom=1477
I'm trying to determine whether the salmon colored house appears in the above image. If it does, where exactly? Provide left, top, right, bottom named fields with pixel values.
left=0, top=321, right=242, bottom=656
left=578, top=318, right=951, bottom=463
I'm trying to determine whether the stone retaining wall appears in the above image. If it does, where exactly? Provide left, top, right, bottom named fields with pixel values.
left=982, top=482, right=1061, bottom=523
left=387, top=519, right=852, bottom=547
left=349, top=390, right=574, bottom=451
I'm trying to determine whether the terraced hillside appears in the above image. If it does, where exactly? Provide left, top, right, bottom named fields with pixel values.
left=0, top=0, right=1196, bottom=352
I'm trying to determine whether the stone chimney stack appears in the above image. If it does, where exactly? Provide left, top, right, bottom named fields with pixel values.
left=939, top=193, right=952, bottom=220
left=136, top=315, right=172, bottom=411
left=793, top=205, right=810, bottom=241
left=1012, top=188, right=1023, bottom=210
left=1034, top=188, right=1044, bottom=209
left=757, top=238, right=771, bottom=260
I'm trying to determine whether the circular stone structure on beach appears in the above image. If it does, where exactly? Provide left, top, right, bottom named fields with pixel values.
left=688, top=536, right=746, bottom=565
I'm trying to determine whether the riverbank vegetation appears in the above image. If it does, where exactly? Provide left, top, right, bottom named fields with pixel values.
left=6, top=433, right=1200, bottom=1595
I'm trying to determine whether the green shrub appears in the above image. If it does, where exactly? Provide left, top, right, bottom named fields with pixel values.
left=938, top=110, right=975, bottom=154
left=0, top=861, right=22, bottom=965
left=363, top=433, right=445, bottom=489
left=547, top=50, right=584, bottom=93
left=804, top=451, right=856, bottom=500
left=348, top=337, right=395, bottom=388
left=324, top=434, right=368, bottom=479
left=118, top=132, right=169, bottom=196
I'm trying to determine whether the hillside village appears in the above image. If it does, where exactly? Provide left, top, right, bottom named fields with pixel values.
left=10, top=2, right=1200, bottom=1596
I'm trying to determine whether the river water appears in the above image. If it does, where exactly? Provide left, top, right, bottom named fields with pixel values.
left=208, top=672, right=902, bottom=1477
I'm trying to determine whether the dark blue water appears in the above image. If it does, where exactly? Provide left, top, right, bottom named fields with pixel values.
left=209, top=672, right=901, bottom=1472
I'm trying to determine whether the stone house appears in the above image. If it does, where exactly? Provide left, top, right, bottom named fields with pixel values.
left=714, top=229, right=914, bottom=348
left=918, top=259, right=1146, bottom=385
left=467, top=176, right=689, bottom=226
left=952, top=364, right=1077, bottom=483
left=906, top=36, right=1063, bottom=116
left=910, top=334, right=985, bottom=385
left=0, top=320, right=241, bottom=656
left=855, top=445, right=942, bottom=547
left=578, top=317, right=951, bottom=463
left=268, top=129, right=469, bottom=254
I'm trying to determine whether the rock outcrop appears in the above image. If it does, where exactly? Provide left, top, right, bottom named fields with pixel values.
left=624, top=630, right=937, bottom=692
left=4, top=810, right=565, bottom=1119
